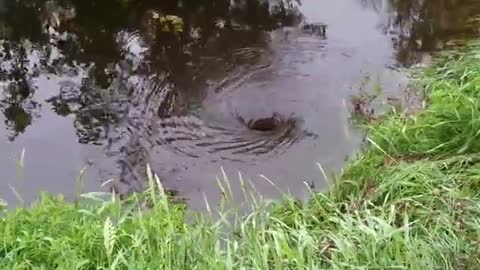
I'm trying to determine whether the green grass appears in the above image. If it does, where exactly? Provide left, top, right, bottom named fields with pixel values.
left=3, top=43, right=480, bottom=269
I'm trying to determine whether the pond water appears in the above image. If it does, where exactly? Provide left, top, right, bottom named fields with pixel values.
left=1, top=0, right=480, bottom=209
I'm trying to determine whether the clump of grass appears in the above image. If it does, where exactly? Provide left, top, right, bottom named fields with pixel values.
left=369, top=42, right=480, bottom=157
left=3, top=43, right=480, bottom=269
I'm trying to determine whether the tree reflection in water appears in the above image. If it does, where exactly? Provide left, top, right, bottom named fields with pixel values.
left=362, top=0, right=480, bottom=66
left=1, top=0, right=480, bottom=194
left=0, top=0, right=303, bottom=192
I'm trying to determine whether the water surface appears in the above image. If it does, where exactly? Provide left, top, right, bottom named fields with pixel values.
left=1, top=0, right=479, bottom=209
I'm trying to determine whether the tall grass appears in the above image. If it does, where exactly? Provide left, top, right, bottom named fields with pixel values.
left=3, top=44, right=480, bottom=269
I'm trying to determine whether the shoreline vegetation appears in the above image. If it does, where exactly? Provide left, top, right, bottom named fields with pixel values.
left=3, top=43, right=480, bottom=269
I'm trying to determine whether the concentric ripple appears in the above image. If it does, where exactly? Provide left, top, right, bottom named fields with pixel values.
left=149, top=113, right=306, bottom=160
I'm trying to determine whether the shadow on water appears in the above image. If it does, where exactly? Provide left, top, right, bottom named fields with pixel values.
left=1, top=0, right=480, bottom=208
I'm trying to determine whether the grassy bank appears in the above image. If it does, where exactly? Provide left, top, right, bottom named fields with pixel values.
left=3, top=44, right=480, bottom=269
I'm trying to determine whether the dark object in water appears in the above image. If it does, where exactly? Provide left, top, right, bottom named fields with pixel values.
left=246, top=116, right=281, bottom=132
left=302, top=23, right=327, bottom=36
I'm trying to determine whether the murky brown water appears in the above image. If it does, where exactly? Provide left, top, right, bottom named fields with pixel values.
left=1, top=0, right=480, bottom=209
